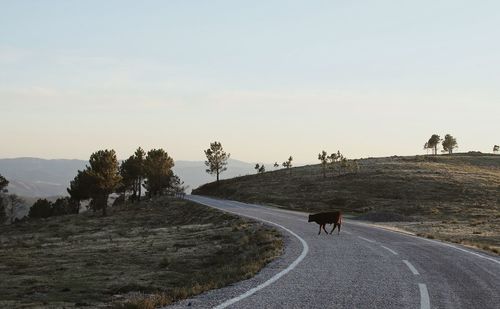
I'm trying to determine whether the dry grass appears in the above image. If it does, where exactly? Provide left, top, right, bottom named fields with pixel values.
left=193, top=153, right=500, bottom=255
left=0, top=198, right=283, bottom=308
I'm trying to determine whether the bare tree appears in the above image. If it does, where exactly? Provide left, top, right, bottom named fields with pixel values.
left=7, top=195, right=25, bottom=223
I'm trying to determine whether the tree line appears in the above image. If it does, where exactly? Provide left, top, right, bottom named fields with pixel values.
left=424, top=134, right=458, bottom=155
left=63, top=147, right=185, bottom=217
left=204, top=141, right=359, bottom=182
left=1, top=147, right=186, bottom=221
left=318, top=150, right=359, bottom=178
left=3, top=138, right=499, bottom=222
left=204, top=141, right=297, bottom=179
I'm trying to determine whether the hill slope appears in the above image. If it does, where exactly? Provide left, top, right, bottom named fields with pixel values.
left=193, top=153, right=500, bottom=253
left=0, top=158, right=87, bottom=197
left=0, top=197, right=282, bottom=308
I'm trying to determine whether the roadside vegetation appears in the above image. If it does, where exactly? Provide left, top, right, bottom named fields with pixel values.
left=0, top=197, right=283, bottom=308
left=1, top=147, right=187, bottom=223
left=0, top=174, right=29, bottom=224
left=0, top=144, right=283, bottom=308
left=193, top=153, right=500, bottom=255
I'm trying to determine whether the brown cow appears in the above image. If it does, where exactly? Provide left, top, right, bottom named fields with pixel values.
left=308, top=211, right=342, bottom=235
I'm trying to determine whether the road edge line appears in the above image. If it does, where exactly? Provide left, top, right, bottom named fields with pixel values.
left=187, top=196, right=310, bottom=309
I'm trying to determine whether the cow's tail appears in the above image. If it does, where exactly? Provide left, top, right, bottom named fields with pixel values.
left=339, top=212, right=342, bottom=234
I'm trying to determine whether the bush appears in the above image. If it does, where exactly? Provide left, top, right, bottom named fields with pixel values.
left=0, top=195, right=6, bottom=223
left=52, top=197, right=79, bottom=215
left=29, top=199, right=53, bottom=218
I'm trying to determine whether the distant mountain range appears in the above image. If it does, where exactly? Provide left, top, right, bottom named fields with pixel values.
left=0, top=157, right=259, bottom=198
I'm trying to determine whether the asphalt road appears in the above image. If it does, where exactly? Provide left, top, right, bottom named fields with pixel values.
left=165, top=195, right=500, bottom=309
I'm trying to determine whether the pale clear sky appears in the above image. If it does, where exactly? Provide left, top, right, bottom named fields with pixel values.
left=1, top=1, right=499, bottom=163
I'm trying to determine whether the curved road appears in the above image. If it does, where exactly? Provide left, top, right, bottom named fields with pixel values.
left=166, top=195, right=500, bottom=309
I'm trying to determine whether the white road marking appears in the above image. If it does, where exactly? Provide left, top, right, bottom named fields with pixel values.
left=193, top=197, right=436, bottom=309
left=349, top=221, right=500, bottom=266
left=418, top=283, right=431, bottom=309
left=418, top=237, right=500, bottom=266
left=211, top=198, right=498, bottom=266
left=358, top=236, right=376, bottom=243
left=187, top=197, right=309, bottom=309
left=381, top=245, right=398, bottom=255
left=403, top=260, right=420, bottom=275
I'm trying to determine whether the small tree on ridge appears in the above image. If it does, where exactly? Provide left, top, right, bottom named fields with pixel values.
left=318, top=150, right=328, bottom=178
left=426, top=134, right=441, bottom=155
left=204, top=141, right=230, bottom=183
left=282, top=156, right=293, bottom=174
left=442, top=134, right=458, bottom=154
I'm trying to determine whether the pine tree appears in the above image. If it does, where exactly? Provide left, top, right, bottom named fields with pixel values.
left=86, top=150, right=122, bottom=216
left=120, top=147, right=146, bottom=201
left=427, top=134, right=441, bottom=155
left=67, top=169, right=92, bottom=214
left=318, top=150, right=328, bottom=178
left=442, top=134, right=458, bottom=154
left=29, top=199, right=53, bottom=218
left=0, top=174, right=8, bottom=193
left=204, top=141, right=230, bottom=183
left=328, top=151, right=341, bottom=175
left=144, top=149, right=174, bottom=196
left=282, top=156, right=293, bottom=174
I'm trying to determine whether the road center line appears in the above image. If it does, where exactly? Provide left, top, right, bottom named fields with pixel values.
left=403, top=260, right=420, bottom=275
left=187, top=197, right=310, bottom=309
left=349, top=221, right=500, bottom=266
left=358, top=236, right=376, bottom=243
left=418, top=283, right=431, bottom=309
left=380, top=245, right=398, bottom=255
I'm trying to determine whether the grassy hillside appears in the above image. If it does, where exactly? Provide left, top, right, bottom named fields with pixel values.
left=193, top=153, right=500, bottom=254
left=0, top=197, right=282, bottom=308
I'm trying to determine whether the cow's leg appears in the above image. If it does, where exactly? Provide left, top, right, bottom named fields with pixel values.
left=322, top=224, right=328, bottom=235
left=330, top=223, right=337, bottom=234
left=318, top=224, right=322, bottom=235
left=338, top=223, right=341, bottom=235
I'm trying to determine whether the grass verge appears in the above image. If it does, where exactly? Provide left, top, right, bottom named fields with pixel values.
left=0, top=197, right=283, bottom=308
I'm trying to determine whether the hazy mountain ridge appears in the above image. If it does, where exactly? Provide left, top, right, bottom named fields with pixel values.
left=0, top=157, right=259, bottom=197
